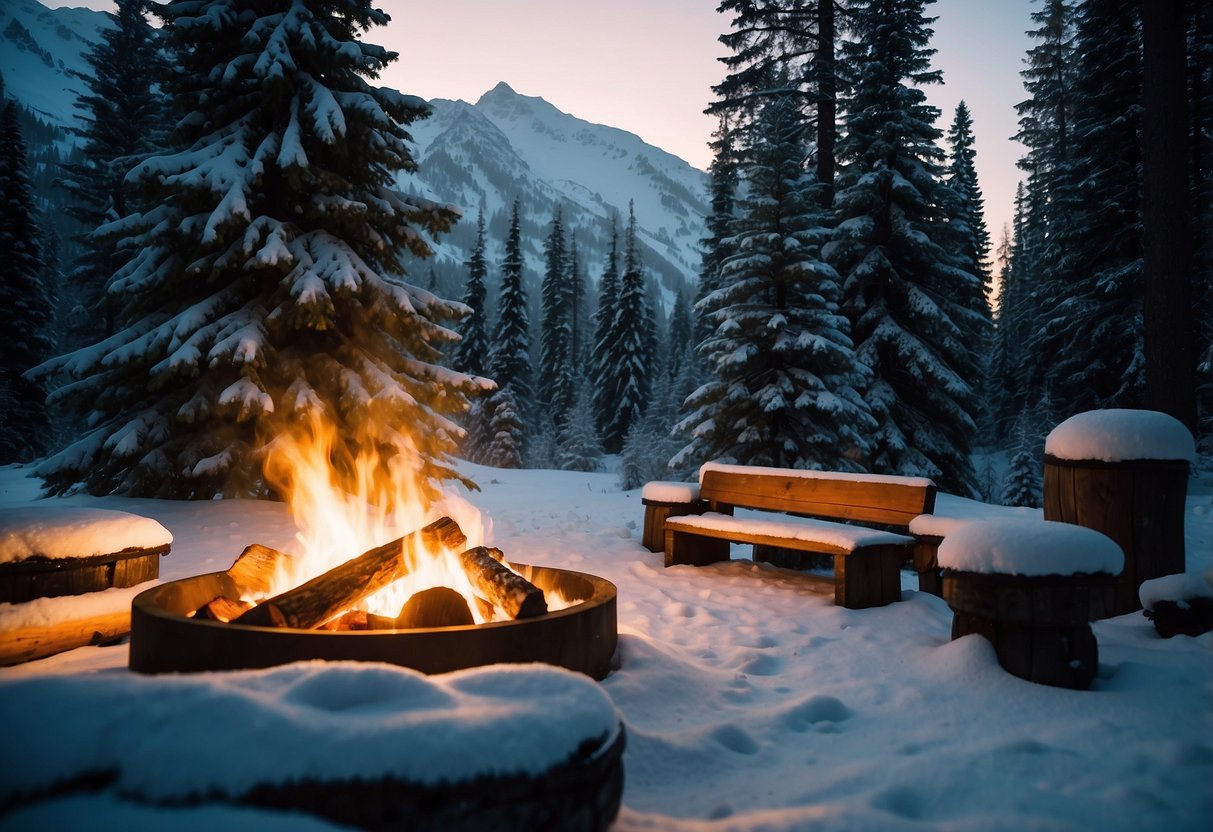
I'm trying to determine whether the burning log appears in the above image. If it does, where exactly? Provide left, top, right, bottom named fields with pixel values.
left=318, top=610, right=399, bottom=631
left=457, top=546, right=547, bottom=619
left=226, top=544, right=294, bottom=596
left=397, top=587, right=475, bottom=629
left=193, top=596, right=253, bottom=623
left=234, top=517, right=466, bottom=630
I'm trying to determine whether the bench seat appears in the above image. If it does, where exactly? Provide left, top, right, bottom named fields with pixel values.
left=664, top=512, right=914, bottom=555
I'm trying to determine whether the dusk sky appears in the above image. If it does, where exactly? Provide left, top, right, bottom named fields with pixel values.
left=45, top=0, right=1034, bottom=253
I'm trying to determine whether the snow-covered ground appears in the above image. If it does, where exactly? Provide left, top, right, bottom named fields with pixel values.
left=1, top=460, right=1211, bottom=831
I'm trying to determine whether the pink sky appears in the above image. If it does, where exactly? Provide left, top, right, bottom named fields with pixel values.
left=45, top=0, right=1031, bottom=254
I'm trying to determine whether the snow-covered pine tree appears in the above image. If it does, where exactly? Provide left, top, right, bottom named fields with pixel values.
left=676, top=92, right=873, bottom=471
left=667, top=287, right=694, bottom=381
left=601, top=203, right=655, bottom=453
left=1001, top=410, right=1043, bottom=507
left=539, top=206, right=574, bottom=426
left=456, top=206, right=491, bottom=377
left=489, top=198, right=533, bottom=426
left=1043, top=0, right=1144, bottom=415
left=0, top=102, right=52, bottom=464
left=59, top=0, right=166, bottom=345
left=696, top=118, right=740, bottom=345
left=825, top=0, right=983, bottom=496
left=556, top=376, right=603, bottom=472
left=567, top=233, right=589, bottom=367
left=30, top=0, right=475, bottom=500
left=481, top=387, right=524, bottom=469
left=945, top=101, right=991, bottom=293
left=590, top=216, right=619, bottom=440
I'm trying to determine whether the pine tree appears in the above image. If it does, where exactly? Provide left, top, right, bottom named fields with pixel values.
left=1001, top=411, right=1043, bottom=507
left=945, top=101, right=992, bottom=290
left=591, top=216, right=620, bottom=439
left=481, top=387, right=525, bottom=469
left=0, top=102, right=52, bottom=463
left=676, top=92, right=873, bottom=471
left=1044, top=0, right=1144, bottom=415
left=30, top=0, right=474, bottom=499
left=58, top=0, right=167, bottom=346
left=601, top=203, right=655, bottom=453
left=539, top=206, right=574, bottom=426
left=567, top=232, right=588, bottom=367
left=456, top=206, right=491, bottom=377
left=557, top=376, right=603, bottom=472
left=696, top=118, right=740, bottom=344
left=825, top=0, right=983, bottom=496
left=489, top=198, right=533, bottom=422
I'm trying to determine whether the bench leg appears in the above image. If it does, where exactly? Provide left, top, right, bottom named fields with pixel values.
left=913, top=539, right=943, bottom=597
left=835, top=548, right=904, bottom=609
left=665, top=529, right=730, bottom=568
left=642, top=502, right=702, bottom=553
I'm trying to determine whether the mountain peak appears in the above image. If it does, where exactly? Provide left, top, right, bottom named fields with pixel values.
left=477, top=81, right=517, bottom=103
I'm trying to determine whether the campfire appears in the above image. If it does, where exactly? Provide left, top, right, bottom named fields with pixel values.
left=129, top=411, right=618, bottom=678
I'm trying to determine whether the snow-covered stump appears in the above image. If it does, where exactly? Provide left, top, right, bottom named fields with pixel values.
left=1140, top=569, right=1213, bottom=638
left=1043, top=409, right=1196, bottom=616
left=939, top=520, right=1123, bottom=690
left=640, top=481, right=703, bottom=553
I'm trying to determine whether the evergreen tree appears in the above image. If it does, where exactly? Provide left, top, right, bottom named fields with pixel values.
left=1001, top=411, right=1043, bottom=508
left=1044, top=0, right=1144, bottom=415
left=31, top=0, right=473, bottom=499
left=456, top=206, right=491, bottom=377
left=677, top=92, right=873, bottom=470
left=601, top=203, right=655, bottom=453
left=825, top=0, right=983, bottom=496
left=557, top=376, right=603, bottom=472
left=591, top=216, right=620, bottom=439
left=696, top=118, right=740, bottom=344
left=539, top=206, right=574, bottom=425
left=59, top=0, right=167, bottom=345
left=945, top=101, right=992, bottom=289
left=0, top=102, right=52, bottom=463
left=567, top=232, right=588, bottom=366
left=667, top=286, right=694, bottom=380
left=489, top=198, right=533, bottom=420
left=481, top=387, right=525, bottom=469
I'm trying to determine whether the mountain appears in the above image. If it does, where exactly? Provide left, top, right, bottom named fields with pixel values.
left=402, top=82, right=709, bottom=305
left=0, top=0, right=109, bottom=131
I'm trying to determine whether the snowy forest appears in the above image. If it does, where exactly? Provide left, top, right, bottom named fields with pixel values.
left=0, top=0, right=1210, bottom=507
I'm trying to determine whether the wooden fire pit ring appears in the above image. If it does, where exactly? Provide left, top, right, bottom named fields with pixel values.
left=129, top=564, right=617, bottom=679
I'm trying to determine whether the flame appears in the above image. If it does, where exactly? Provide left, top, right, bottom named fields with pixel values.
left=261, top=409, right=492, bottom=622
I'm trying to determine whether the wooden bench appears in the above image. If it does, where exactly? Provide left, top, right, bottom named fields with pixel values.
left=661, top=463, right=936, bottom=609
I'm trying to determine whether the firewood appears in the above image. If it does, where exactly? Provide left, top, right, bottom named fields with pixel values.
left=234, top=517, right=466, bottom=630
left=193, top=595, right=253, bottom=623
left=318, top=610, right=400, bottom=631
left=396, top=586, right=475, bottom=628
left=226, top=543, right=294, bottom=596
left=456, top=546, right=547, bottom=619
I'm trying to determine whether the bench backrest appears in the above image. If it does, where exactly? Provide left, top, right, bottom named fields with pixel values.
left=699, top=463, right=936, bottom=529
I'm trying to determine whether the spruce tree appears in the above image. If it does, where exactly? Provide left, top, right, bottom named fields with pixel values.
left=676, top=92, right=873, bottom=471
left=489, top=198, right=533, bottom=420
left=539, top=206, right=573, bottom=426
left=601, top=204, right=655, bottom=453
left=557, top=376, right=603, bottom=472
left=696, top=118, right=740, bottom=344
left=0, top=102, right=52, bottom=463
left=945, top=101, right=991, bottom=290
left=31, top=0, right=474, bottom=499
left=1001, top=411, right=1043, bottom=508
left=59, top=0, right=166, bottom=345
left=825, top=0, right=983, bottom=496
left=456, top=206, right=491, bottom=377
left=481, top=387, right=525, bottom=469
left=590, top=216, right=619, bottom=439
left=567, top=233, right=588, bottom=367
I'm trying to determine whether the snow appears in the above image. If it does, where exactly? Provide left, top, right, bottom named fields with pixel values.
left=1140, top=567, right=1213, bottom=611
left=700, top=460, right=935, bottom=489
left=640, top=481, right=699, bottom=504
left=0, top=581, right=156, bottom=632
left=667, top=512, right=913, bottom=552
left=909, top=492, right=1041, bottom=538
left=0, top=506, right=172, bottom=564
left=1, top=461, right=1210, bottom=830
left=1045, top=409, right=1197, bottom=463
left=937, top=519, right=1124, bottom=577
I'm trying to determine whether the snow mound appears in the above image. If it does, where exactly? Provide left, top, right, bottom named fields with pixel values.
left=0, top=506, right=172, bottom=564
left=641, top=481, right=700, bottom=503
left=700, top=461, right=934, bottom=488
left=1045, top=409, right=1196, bottom=463
left=1140, top=567, right=1213, bottom=611
left=0, top=661, right=620, bottom=801
left=938, top=519, right=1123, bottom=576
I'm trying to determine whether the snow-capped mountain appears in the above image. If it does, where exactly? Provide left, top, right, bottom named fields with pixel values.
left=0, top=0, right=109, bottom=130
left=403, top=82, right=708, bottom=299
left=2, top=0, right=708, bottom=303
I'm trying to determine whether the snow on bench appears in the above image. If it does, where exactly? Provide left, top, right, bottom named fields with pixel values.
left=665, top=512, right=913, bottom=555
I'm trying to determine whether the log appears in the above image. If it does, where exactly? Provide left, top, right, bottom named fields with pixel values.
left=234, top=517, right=466, bottom=630
left=456, top=547, right=546, bottom=619
left=0, top=610, right=131, bottom=666
left=317, top=610, right=399, bottom=631
left=397, top=587, right=475, bottom=629
left=193, top=596, right=253, bottom=623
left=227, top=544, right=295, bottom=596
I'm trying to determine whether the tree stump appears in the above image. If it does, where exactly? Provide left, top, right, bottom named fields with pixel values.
left=1042, top=409, right=1195, bottom=617
left=640, top=482, right=703, bottom=553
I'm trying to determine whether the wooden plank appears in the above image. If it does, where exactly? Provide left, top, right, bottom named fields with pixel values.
left=0, top=610, right=131, bottom=666
left=699, top=468, right=933, bottom=527
left=664, top=528, right=730, bottom=567
left=661, top=519, right=855, bottom=556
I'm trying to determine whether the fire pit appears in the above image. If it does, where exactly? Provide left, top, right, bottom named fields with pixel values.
left=130, top=560, right=617, bottom=678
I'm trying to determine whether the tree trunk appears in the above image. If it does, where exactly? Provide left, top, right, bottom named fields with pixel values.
left=1142, top=0, right=1196, bottom=432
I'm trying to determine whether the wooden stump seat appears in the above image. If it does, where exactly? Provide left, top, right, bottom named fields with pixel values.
left=640, top=481, right=704, bottom=553
left=660, top=463, right=937, bottom=609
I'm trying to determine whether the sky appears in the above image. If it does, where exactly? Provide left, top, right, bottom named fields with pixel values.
left=45, top=0, right=1034, bottom=260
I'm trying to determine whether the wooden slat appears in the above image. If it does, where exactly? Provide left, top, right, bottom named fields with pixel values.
left=0, top=610, right=131, bottom=666
left=699, top=468, right=934, bottom=527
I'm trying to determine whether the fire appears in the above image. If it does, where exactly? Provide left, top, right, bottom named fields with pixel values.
left=260, top=410, right=494, bottom=622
